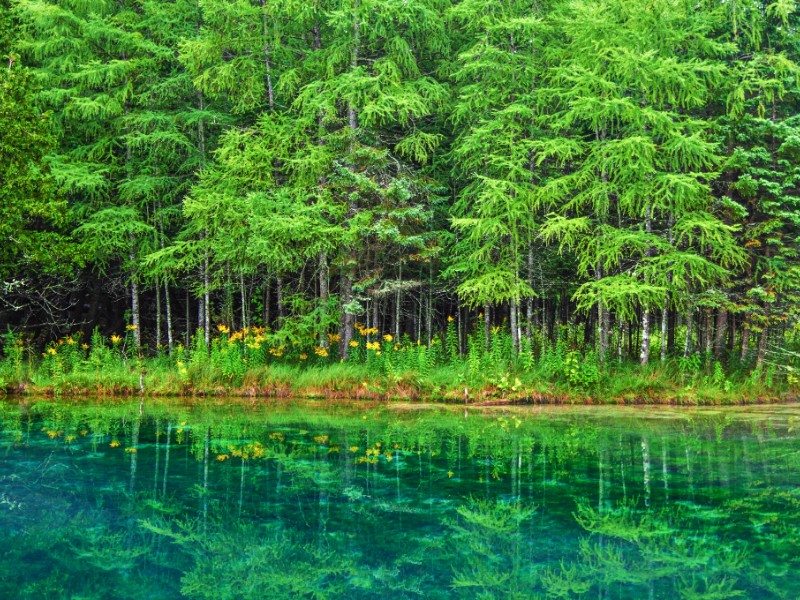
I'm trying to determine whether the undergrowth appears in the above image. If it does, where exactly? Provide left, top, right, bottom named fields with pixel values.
left=0, top=324, right=795, bottom=405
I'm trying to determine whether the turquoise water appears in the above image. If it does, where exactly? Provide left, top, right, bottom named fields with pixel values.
left=1, top=399, right=799, bottom=599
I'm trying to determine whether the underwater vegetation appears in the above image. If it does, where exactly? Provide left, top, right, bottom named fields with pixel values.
left=1, top=398, right=799, bottom=598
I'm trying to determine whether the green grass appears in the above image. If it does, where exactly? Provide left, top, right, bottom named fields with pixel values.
left=1, top=328, right=795, bottom=405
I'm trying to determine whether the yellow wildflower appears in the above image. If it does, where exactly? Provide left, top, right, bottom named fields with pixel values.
left=447, top=315, right=454, bottom=322
left=299, top=353, right=308, bottom=360
left=349, top=446, right=359, bottom=453
left=81, top=343, right=89, bottom=350
left=383, top=334, right=393, bottom=342
left=314, top=346, right=329, bottom=358
left=124, top=447, right=138, bottom=453
left=126, top=324, right=138, bottom=331
left=216, top=454, right=230, bottom=461
left=349, top=340, right=359, bottom=348
left=217, top=324, right=230, bottom=334
left=46, top=347, right=57, bottom=356
left=110, top=335, right=122, bottom=345
left=109, top=440, right=121, bottom=448
left=66, top=337, right=76, bottom=345
left=327, top=333, right=341, bottom=343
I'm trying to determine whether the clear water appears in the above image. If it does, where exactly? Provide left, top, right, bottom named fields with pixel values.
left=1, top=398, right=799, bottom=599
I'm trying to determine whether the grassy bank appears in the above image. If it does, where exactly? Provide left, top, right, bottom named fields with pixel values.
left=1, top=326, right=796, bottom=405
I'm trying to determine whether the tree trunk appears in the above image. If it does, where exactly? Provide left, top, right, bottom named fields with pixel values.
left=165, top=280, right=173, bottom=355
left=640, top=308, right=650, bottom=365
left=640, top=203, right=652, bottom=365
left=130, top=256, right=141, bottom=350
left=714, top=309, right=728, bottom=360
left=394, top=264, right=402, bottom=342
left=484, top=302, right=491, bottom=352
left=276, top=275, right=284, bottom=322
left=185, top=290, right=191, bottom=346
left=156, top=280, right=162, bottom=350
left=260, top=0, right=274, bottom=111
left=240, top=270, right=247, bottom=330
left=263, top=276, right=270, bottom=327
left=319, top=252, right=329, bottom=347
left=341, top=274, right=355, bottom=359
left=684, top=306, right=694, bottom=358
left=756, top=306, right=770, bottom=370
left=510, top=299, right=519, bottom=353
left=197, top=287, right=204, bottom=337
left=203, top=256, right=210, bottom=343
left=526, top=247, right=534, bottom=343
left=740, top=313, right=751, bottom=362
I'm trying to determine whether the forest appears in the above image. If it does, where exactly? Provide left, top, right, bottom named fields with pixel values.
left=2, top=0, right=800, bottom=401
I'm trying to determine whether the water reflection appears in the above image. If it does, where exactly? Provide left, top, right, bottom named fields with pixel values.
left=1, top=399, right=798, bottom=599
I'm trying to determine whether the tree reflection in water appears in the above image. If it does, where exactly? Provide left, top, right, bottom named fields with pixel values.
left=0, top=399, right=798, bottom=599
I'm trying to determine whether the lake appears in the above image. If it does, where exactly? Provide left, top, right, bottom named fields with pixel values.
left=1, top=398, right=799, bottom=599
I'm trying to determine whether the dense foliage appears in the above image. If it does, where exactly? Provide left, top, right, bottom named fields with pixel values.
left=3, top=0, right=800, bottom=390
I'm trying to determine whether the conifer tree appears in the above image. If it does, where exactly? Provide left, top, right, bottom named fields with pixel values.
left=532, top=0, right=745, bottom=364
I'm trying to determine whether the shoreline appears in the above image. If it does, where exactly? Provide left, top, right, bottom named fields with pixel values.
left=4, top=379, right=794, bottom=406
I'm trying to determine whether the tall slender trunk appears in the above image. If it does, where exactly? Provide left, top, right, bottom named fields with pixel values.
left=640, top=204, right=652, bottom=365
left=526, top=247, right=534, bottom=343
left=203, top=256, right=210, bottom=343
left=684, top=305, right=694, bottom=358
left=276, top=275, right=284, bottom=322
left=340, top=4, right=360, bottom=354
left=197, top=87, right=209, bottom=344
left=185, top=290, right=191, bottom=346
left=165, top=281, right=173, bottom=355
left=660, top=305, right=668, bottom=362
left=394, top=264, right=402, bottom=342
left=484, top=302, right=491, bottom=351
left=130, top=256, right=141, bottom=350
left=155, top=280, right=162, bottom=350
left=239, top=270, right=247, bottom=330
left=260, top=0, right=274, bottom=110
left=319, top=252, right=329, bottom=348
left=714, top=309, right=728, bottom=360
left=597, top=266, right=608, bottom=365
left=510, top=299, right=519, bottom=353
left=197, top=280, right=204, bottom=335
left=756, top=306, right=770, bottom=370
left=740, top=313, right=751, bottom=362
left=640, top=309, right=651, bottom=365
left=263, top=275, right=270, bottom=327
left=341, top=274, right=355, bottom=358
left=704, top=309, right=713, bottom=355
